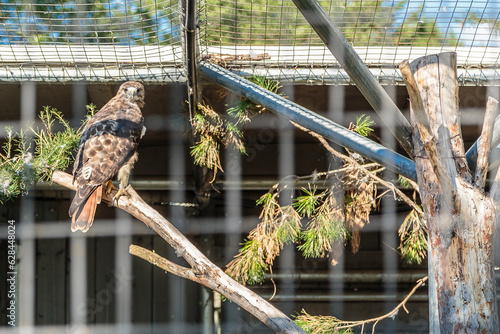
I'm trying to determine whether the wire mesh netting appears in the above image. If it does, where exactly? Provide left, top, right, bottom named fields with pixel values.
left=0, top=0, right=184, bottom=82
left=0, top=0, right=499, bottom=84
left=200, top=0, right=500, bottom=85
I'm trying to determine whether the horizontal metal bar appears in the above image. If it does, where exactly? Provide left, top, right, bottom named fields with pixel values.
left=264, top=272, right=428, bottom=283
left=200, top=62, right=418, bottom=181
left=35, top=178, right=353, bottom=191
left=258, top=293, right=429, bottom=302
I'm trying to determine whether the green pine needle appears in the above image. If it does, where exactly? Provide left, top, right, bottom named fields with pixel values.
left=298, top=213, right=347, bottom=259
left=0, top=105, right=93, bottom=203
left=293, top=186, right=325, bottom=218
left=226, top=239, right=269, bottom=285
left=398, top=209, right=428, bottom=265
left=352, top=114, right=375, bottom=137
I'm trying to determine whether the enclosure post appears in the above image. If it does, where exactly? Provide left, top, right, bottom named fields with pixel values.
left=291, top=0, right=413, bottom=157
left=181, top=0, right=199, bottom=121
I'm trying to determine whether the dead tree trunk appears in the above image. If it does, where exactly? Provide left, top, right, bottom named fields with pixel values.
left=400, top=52, right=499, bottom=333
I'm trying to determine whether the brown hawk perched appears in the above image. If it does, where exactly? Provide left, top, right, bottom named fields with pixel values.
left=69, top=81, right=146, bottom=232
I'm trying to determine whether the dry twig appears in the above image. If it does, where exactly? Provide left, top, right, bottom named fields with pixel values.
left=296, top=276, right=428, bottom=333
left=291, top=121, right=424, bottom=218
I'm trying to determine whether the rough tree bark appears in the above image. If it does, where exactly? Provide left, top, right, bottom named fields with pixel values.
left=400, top=52, right=499, bottom=333
left=51, top=170, right=305, bottom=334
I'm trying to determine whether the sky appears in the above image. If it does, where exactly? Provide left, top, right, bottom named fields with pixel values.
left=394, top=0, right=500, bottom=46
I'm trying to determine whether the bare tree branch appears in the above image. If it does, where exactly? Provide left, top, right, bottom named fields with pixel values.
left=51, top=170, right=305, bottom=334
left=475, top=97, right=500, bottom=189
left=291, top=121, right=425, bottom=219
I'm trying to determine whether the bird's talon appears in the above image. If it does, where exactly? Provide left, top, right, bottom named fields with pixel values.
left=112, top=185, right=131, bottom=205
left=105, top=180, right=117, bottom=194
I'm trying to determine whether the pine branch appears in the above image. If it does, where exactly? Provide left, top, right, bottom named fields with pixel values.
left=295, top=276, right=428, bottom=333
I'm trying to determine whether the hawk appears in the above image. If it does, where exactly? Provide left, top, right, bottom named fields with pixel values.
left=69, top=81, right=146, bottom=232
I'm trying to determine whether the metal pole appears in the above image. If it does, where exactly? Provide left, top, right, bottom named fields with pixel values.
left=182, top=0, right=199, bottom=121
left=291, top=0, right=413, bottom=157
left=200, top=62, right=418, bottom=181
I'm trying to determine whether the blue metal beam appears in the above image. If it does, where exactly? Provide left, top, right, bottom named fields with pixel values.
left=200, top=62, right=418, bottom=181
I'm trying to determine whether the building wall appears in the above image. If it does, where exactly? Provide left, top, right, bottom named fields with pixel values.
left=1, top=82, right=498, bottom=333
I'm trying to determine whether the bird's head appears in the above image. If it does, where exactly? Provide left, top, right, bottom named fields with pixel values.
left=119, top=81, right=145, bottom=108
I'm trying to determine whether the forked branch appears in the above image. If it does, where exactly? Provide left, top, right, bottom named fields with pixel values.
left=50, top=170, right=305, bottom=334
left=475, top=97, right=500, bottom=189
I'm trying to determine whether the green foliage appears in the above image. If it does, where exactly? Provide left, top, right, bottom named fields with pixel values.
left=351, top=114, right=376, bottom=137
left=226, top=75, right=282, bottom=124
left=398, top=175, right=412, bottom=189
left=0, top=0, right=178, bottom=45
left=226, top=190, right=301, bottom=284
left=226, top=111, right=425, bottom=286
left=190, top=75, right=281, bottom=178
left=395, top=5, right=458, bottom=47
left=0, top=128, right=35, bottom=202
left=205, top=0, right=312, bottom=45
left=298, top=194, right=348, bottom=259
left=190, top=103, right=246, bottom=178
left=227, top=181, right=349, bottom=285
left=226, top=239, right=269, bottom=285
left=205, top=0, right=457, bottom=47
left=33, top=107, right=83, bottom=181
left=398, top=209, right=428, bottom=265
left=295, top=310, right=353, bottom=334
left=293, top=186, right=325, bottom=218
left=0, top=105, right=94, bottom=203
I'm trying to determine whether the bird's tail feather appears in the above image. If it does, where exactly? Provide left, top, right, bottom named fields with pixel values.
left=71, top=185, right=102, bottom=233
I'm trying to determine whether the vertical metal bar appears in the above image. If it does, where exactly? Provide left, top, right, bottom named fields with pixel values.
left=115, top=210, right=133, bottom=334
left=18, top=81, right=36, bottom=333
left=183, top=0, right=199, bottom=121
left=327, top=85, right=345, bottom=318
left=223, top=92, right=242, bottom=332
left=277, top=85, right=295, bottom=316
left=70, top=235, right=87, bottom=330
left=183, top=1, right=215, bottom=331
left=69, top=79, right=89, bottom=334
left=380, top=85, right=398, bottom=332
left=71, top=82, right=88, bottom=128
left=291, top=0, right=413, bottom=157
left=168, top=84, right=187, bottom=333
left=201, top=287, right=214, bottom=334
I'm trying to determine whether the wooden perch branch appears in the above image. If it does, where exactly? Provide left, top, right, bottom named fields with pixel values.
left=475, top=97, right=500, bottom=189
left=51, top=170, right=305, bottom=334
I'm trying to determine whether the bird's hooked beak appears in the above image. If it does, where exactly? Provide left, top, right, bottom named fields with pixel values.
left=125, top=87, right=138, bottom=99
